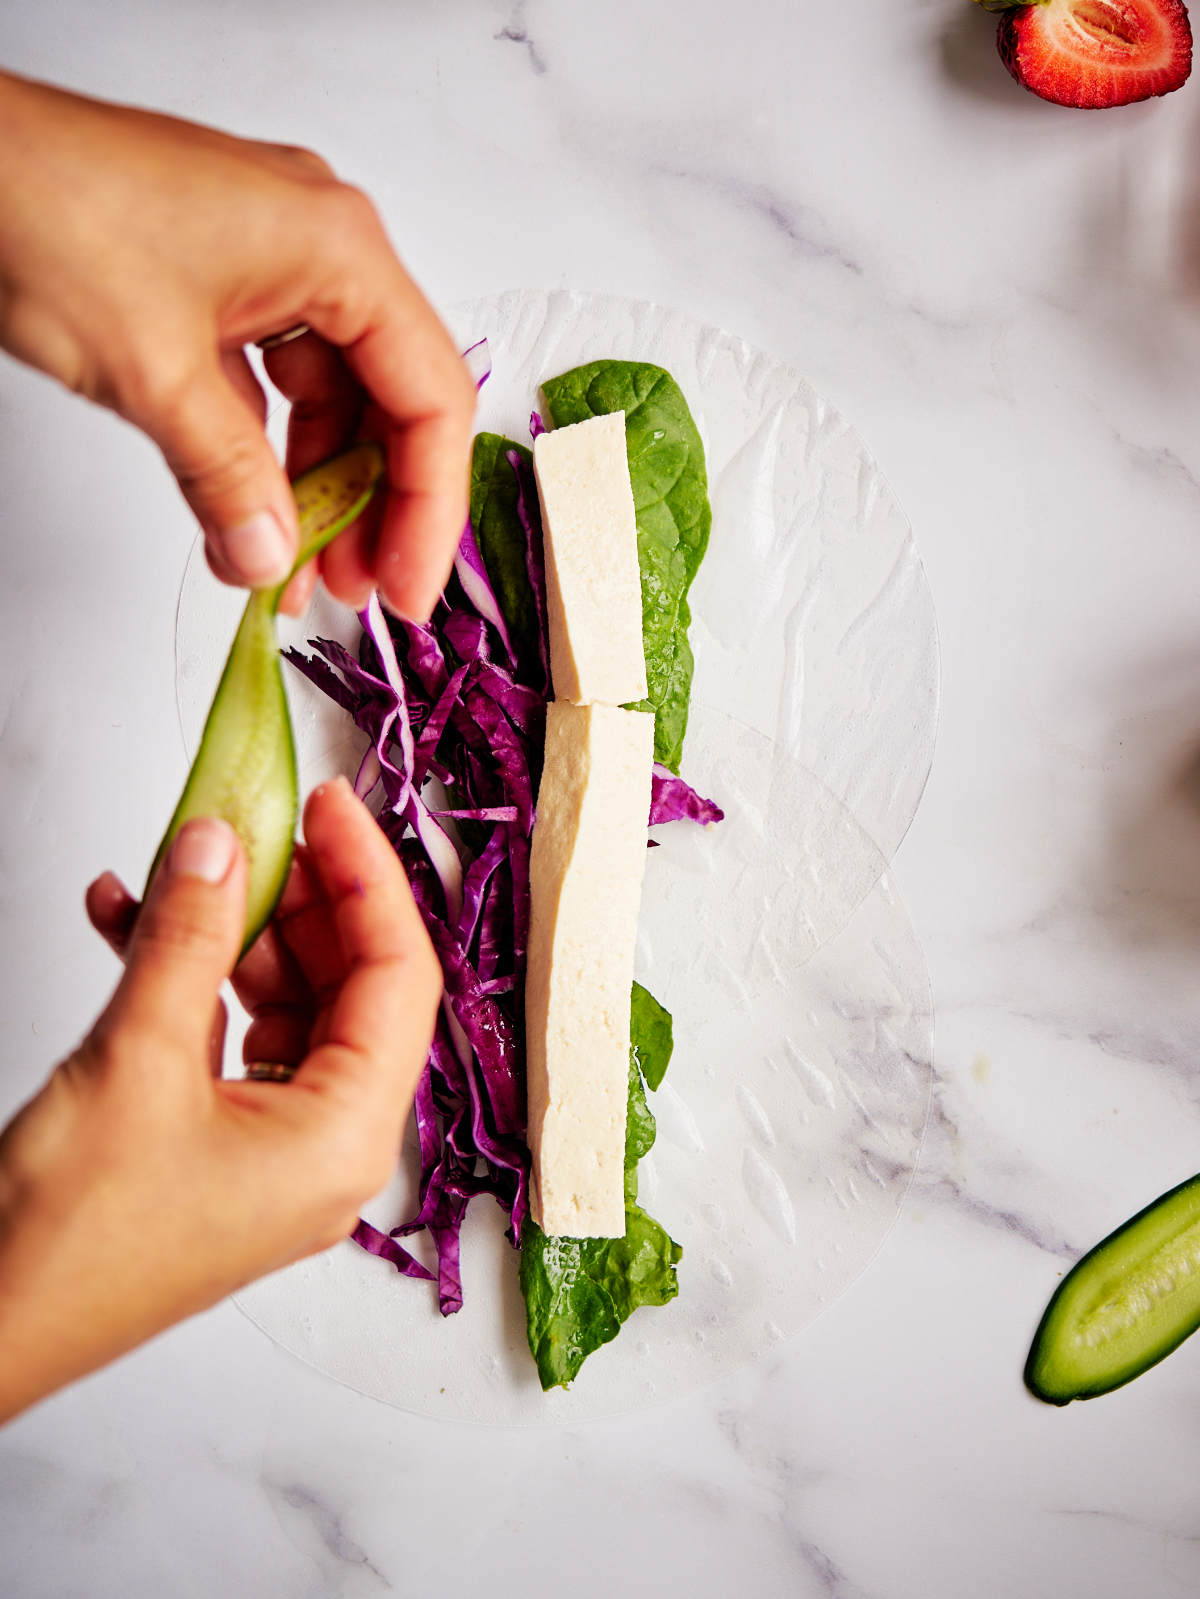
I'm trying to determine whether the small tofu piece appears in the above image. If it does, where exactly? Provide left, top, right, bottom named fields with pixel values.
left=526, top=700, right=655, bottom=1238
left=533, top=412, right=648, bottom=707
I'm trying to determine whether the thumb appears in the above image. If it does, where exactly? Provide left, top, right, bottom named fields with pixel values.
left=99, top=818, right=247, bottom=1058
left=143, top=351, right=299, bottom=589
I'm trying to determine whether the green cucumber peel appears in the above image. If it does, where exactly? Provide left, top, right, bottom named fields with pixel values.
left=149, top=443, right=384, bottom=952
left=285, top=442, right=384, bottom=588
left=1026, top=1171, right=1200, bottom=1404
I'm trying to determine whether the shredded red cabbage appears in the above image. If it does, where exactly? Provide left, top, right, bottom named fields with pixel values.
left=507, top=448, right=550, bottom=692
left=351, top=1218, right=433, bottom=1281
left=286, top=401, right=721, bottom=1317
left=650, top=764, right=725, bottom=827
left=464, top=338, right=493, bottom=391
left=453, top=519, right=517, bottom=670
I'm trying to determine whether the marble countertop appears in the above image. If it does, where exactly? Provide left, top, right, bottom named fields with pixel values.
left=4, top=2, right=1200, bottom=1594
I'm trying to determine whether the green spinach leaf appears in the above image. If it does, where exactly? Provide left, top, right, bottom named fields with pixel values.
left=469, top=432, right=541, bottom=670
left=517, top=1230, right=622, bottom=1393
left=585, top=1205, right=683, bottom=1325
left=540, top=362, right=711, bottom=773
left=630, top=979, right=673, bottom=1092
left=520, top=982, right=682, bottom=1390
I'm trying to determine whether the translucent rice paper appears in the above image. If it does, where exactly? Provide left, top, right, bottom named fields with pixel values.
left=455, top=291, right=940, bottom=889
left=175, top=291, right=938, bottom=1423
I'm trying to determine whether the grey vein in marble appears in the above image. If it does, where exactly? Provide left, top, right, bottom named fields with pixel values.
left=659, top=160, right=989, bottom=346
left=791, top=1540, right=879, bottom=1599
left=1113, top=432, right=1200, bottom=502
left=714, top=1405, right=881, bottom=1599
left=1086, top=1017, right=1200, bottom=1080
left=263, top=1479, right=392, bottom=1591
left=651, top=162, right=864, bottom=279
left=910, top=1080, right=1081, bottom=1262
left=494, top=1, right=547, bottom=76
left=977, top=978, right=1200, bottom=1092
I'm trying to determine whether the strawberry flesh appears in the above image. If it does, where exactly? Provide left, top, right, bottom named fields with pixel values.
left=998, top=0, right=1192, bottom=107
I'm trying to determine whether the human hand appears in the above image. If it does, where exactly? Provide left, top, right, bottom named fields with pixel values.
left=0, top=70, right=475, bottom=618
left=0, top=779, right=440, bottom=1423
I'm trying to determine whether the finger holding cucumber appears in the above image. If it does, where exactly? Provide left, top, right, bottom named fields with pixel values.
left=148, top=444, right=385, bottom=953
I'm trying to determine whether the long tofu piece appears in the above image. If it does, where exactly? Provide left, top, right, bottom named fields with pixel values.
left=526, top=700, right=655, bottom=1237
left=533, top=412, right=648, bottom=707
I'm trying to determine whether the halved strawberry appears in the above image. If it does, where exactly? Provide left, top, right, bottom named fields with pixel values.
left=980, top=0, right=1192, bottom=107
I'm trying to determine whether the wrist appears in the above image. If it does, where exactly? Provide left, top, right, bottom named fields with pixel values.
left=0, top=1091, right=117, bottom=1425
left=0, top=1190, right=64, bottom=1425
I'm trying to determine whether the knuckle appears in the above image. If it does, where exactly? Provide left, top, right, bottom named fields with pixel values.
left=136, top=894, right=230, bottom=964
left=173, top=424, right=265, bottom=499
left=0, top=1068, right=74, bottom=1191
left=273, top=142, right=336, bottom=181
left=111, top=347, right=269, bottom=496
left=74, top=1026, right=121, bottom=1079
left=324, top=181, right=382, bottom=240
left=115, top=347, right=201, bottom=433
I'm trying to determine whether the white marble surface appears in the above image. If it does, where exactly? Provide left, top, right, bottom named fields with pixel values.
left=4, top=1, right=1200, bottom=1593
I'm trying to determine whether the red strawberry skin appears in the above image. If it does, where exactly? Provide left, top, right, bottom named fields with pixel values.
left=997, top=0, right=1192, bottom=107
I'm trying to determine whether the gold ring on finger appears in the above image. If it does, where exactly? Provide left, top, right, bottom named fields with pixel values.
left=255, top=323, right=311, bottom=351
left=244, top=1060, right=298, bottom=1083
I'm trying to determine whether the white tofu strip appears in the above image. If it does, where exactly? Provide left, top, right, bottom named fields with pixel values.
left=526, top=701, right=655, bottom=1238
left=532, top=412, right=649, bottom=708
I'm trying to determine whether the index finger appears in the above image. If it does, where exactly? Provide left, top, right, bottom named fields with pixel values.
left=301, top=208, right=476, bottom=621
left=262, top=333, right=365, bottom=614
left=263, top=331, right=362, bottom=482
left=291, top=777, right=441, bottom=1110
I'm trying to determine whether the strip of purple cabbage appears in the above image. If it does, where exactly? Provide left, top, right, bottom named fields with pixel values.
left=463, top=338, right=493, bottom=391
left=650, top=764, right=725, bottom=826
left=351, top=1219, right=433, bottom=1282
left=507, top=448, right=550, bottom=694
left=454, top=519, right=518, bottom=669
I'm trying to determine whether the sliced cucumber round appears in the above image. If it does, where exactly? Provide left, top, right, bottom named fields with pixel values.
left=1026, top=1172, right=1200, bottom=1404
left=149, top=443, right=384, bottom=950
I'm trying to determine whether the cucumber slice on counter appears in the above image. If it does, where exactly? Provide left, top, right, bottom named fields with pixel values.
left=149, top=443, right=384, bottom=950
left=1026, top=1172, right=1200, bottom=1404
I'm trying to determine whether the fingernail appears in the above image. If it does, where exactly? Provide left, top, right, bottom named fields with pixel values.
left=380, top=589, right=431, bottom=627
left=312, top=775, right=353, bottom=802
left=166, top=818, right=238, bottom=883
left=217, top=509, right=294, bottom=586
left=91, top=869, right=127, bottom=901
